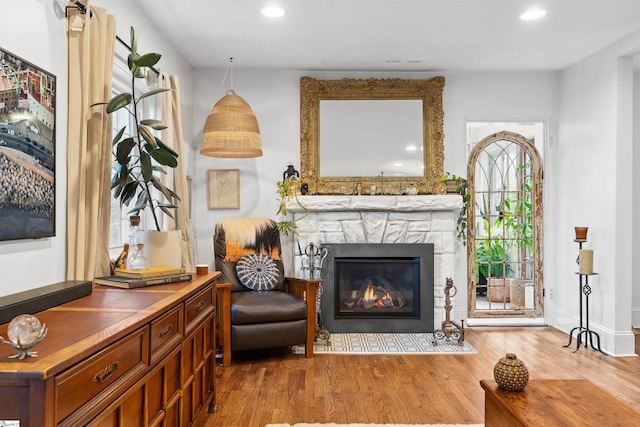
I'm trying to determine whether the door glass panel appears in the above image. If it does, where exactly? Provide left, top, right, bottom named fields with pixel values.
left=467, top=126, right=543, bottom=319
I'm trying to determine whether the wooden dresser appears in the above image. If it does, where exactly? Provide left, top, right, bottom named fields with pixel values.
left=0, top=272, right=219, bottom=427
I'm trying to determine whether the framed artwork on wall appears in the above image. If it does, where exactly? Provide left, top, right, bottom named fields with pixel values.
left=0, top=47, right=56, bottom=241
left=208, top=169, right=240, bottom=209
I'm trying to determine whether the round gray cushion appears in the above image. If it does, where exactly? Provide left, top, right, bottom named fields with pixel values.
left=236, top=254, right=279, bottom=291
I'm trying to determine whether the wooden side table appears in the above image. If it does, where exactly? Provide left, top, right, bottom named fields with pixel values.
left=481, top=379, right=640, bottom=426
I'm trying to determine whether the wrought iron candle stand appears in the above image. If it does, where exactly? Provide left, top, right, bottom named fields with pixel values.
left=563, top=238, right=605, bottom=354
left=433, top=277, right=465, bottom=345
left=299, top=242, right=331, bottom=345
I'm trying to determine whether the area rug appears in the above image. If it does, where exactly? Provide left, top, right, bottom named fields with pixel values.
left=292, top=333, right=477, bottom=355
left=266, top=423, right=483, bottom=427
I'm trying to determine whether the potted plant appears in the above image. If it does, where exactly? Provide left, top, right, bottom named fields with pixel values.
left=275, top=178, right=311, bottom=235
left=440, top=172, right=470, bottom=245
left=440, top=172, right=463, bottom=194
left=93, top=27, right=179, bottom=232
left=501, top=163, right=534, bottom=307
left=275, top=179, right=298, bottom=235
left=502, top=163, right=533, bottom=256
left=476, top=235, right=513, bottom=302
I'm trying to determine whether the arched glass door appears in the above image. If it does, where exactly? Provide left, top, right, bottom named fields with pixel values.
left=468, top=131, right=543, bottom=318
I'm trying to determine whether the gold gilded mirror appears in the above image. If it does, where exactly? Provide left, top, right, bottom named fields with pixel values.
left=300, top=76, right=445, bottom=195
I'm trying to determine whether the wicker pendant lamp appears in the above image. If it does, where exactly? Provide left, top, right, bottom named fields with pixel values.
left=200, top=59, right=262, bottom=158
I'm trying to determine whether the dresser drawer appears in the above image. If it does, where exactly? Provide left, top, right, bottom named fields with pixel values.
left=185, top=285, right=214, bottom=332
left=55, top=327, right=149, bottom=424
left=150, top=304, right=184, bottom=362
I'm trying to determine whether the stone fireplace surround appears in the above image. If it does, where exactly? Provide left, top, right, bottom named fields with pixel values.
left=282, top=195, right=463, bottom=331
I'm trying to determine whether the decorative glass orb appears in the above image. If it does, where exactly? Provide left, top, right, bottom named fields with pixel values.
left=7, top=314, right=43, bottom=346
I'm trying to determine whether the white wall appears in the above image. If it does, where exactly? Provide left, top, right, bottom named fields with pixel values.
left=3, top=2, right=637, bottom=355
left=191, top=69, right=558, bottom=326
left=0, top=0, right=194, bottom=297
left=554, top=31, right=640, bottom=355
left=443, top=72, right=558, bottom=323
left=0, top=1, right=68, bottom=296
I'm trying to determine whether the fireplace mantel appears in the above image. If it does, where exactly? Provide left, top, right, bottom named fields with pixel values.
left=285, top=195, right=462, bottom=213
left=282, top=194, right=463, bottom=332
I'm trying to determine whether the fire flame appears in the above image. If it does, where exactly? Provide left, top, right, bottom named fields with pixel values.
left=363, top=283, right=375, bottom=301
left=361, top=284, right=394, bottom=308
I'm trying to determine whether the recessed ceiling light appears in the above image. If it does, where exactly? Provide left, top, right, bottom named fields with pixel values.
left=520, top=9, right=546, bottom=20
left=406, top=145, right=417, bottom=151
left=262, top=6, right=285, bottom=18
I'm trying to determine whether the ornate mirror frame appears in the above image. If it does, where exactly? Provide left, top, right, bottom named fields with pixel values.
left=300, top=76, right=446, bottom=195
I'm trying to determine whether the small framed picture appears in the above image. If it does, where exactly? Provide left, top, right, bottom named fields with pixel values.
left=208, top=169, right=240, bottom=209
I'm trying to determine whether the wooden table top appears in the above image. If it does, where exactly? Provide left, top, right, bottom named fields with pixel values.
left=0, top=272, right=220, bottom=379
left=481, top=379, right=640, bottom=427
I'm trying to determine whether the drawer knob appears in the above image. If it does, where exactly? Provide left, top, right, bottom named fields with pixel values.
left=195, top=301, right=206, bottom=311
left=158, top=323, right=174, bottom=338
left=93, top=361, right=120, bottom=384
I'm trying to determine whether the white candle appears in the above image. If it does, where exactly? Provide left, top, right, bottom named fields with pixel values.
left=579, top=249, right=593, bottom=275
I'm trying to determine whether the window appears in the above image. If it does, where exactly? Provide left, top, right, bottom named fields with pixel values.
left=466, top=122, right=545, bottom=321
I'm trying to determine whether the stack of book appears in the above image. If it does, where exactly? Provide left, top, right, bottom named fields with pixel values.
left=95, top=266, right=192, bottom=289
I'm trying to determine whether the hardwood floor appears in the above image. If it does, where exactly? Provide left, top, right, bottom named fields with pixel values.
left=199, top=327, right=640, bottom=427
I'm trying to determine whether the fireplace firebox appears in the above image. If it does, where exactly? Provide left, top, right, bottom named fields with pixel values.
left=321, top=243, right=434, bottom=333
left=335, top=258, right=419, bottom=318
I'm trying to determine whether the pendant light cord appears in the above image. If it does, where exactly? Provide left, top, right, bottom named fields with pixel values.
left=230, top=57, right=234, bottom=92
left=216, top=57, right=234, bottom=96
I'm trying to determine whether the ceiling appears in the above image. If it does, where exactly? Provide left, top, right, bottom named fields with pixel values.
left=131, top=0, right=640, bottom=72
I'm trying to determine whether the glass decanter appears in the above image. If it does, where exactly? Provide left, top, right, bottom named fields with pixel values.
left=126, top=215, right=149, bottom=270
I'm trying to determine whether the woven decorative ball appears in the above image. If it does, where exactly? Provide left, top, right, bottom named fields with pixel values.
left=493, top=353, right=529, bottom=391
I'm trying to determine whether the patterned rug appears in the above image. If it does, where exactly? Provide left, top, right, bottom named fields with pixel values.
left=292, top=333, right=477, bottom=355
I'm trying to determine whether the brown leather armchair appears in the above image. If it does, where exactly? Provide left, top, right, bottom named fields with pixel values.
left=214, top=218, right=320, bottom=366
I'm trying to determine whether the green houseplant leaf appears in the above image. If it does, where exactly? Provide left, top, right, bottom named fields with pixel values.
left=274, top=178, right=311, bottom=235
left=139, top=88, right=171, bottom=101
left=440, top=172, right=469, bottom=246
left=91, top=26, right=180, bottom=230
left=106, top=93, right=132, bottom=114
left=140, top=118, right=168, bottom=130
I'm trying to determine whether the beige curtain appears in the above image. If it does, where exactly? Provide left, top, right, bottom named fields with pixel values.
left=66, top=3, right=115, bottom=280
left=161, top=75, right=195, bottom=271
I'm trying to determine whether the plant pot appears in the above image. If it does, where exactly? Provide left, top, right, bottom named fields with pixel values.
left=444, top=179, right=458, bottom=194
left=487, top=278, right=510, bottom=302
left=140, top=230, right=183, bottom=268
left=509, top=279, right=531, bottom=309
